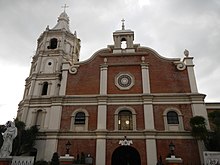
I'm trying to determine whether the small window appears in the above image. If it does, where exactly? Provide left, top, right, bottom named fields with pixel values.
left=121, top=38, right=127, bottom=49
left=48, top=38, right=58, bottom=49
left=42, top=82, right=48, bottom=95
left=167, top=111, right=179, bottom=124
left=74, top=112, right=85, bottom=124
left=118, top=110, right=133, bottom=130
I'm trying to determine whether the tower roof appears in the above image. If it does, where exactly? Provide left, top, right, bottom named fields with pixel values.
left=52, top=11, right=71, bottom=32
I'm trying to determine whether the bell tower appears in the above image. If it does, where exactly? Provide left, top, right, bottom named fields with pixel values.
left=18, top=10, right=80, bottom=128
left=23, top=10, right=80, bottom=99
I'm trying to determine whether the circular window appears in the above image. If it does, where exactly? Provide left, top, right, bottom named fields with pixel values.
left=115, top=73, right=134, bottom=90
left=118, top=75, right=132, bottom=87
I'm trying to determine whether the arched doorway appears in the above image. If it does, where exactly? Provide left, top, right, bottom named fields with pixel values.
left=111, top=146, right=141, bottom=165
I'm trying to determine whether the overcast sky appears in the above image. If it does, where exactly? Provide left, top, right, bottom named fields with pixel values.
left=0, top=0, right=219, bottom=124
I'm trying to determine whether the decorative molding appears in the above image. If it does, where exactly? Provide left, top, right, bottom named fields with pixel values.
left=115, top=73, right=135, bottom=90
left=119, top=136, right=133, bottom=146
left=173, top=61, right=186, bottom=71
left=69, top=65, right=79, bottom=74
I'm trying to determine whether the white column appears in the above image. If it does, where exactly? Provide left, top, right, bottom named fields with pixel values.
left=100, top=64, right=108, bottom=95
left=97, top=103, right=107, bottom=130
left=183, top=57, right=198, bottom=93
left=191, top=97, right=209, bottom=163
left=141, top=63, right=151, bottom=94
left=21, top=107, right=29, bottom=124
left=44, top=139, right=58, bottom=161
left=96, top=138, right=106, bottom=165
left=59, top=63, right=69, bottom=95
left=143, top=104, right=155, bottom=130
left=48, top=105, right=62, bottom=130
left=146, top=137, right=157, bottom=165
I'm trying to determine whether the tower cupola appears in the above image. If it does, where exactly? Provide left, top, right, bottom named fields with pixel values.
left=52, top=11, right=71, bottom=32
left=111, top=19, right=139, bottom=53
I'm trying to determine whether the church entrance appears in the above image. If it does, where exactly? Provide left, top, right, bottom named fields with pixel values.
left=111, top=146, right=141, bottom=165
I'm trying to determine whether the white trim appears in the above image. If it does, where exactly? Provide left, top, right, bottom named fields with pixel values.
left=100, top=65, right=108, bottom=94
left=163, top=108, right=184, bottom=131
left=70, top=108, right=89, bottom=131
left=114, top=106, right=137, bottom=131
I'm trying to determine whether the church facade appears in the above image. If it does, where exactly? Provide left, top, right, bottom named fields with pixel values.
left=17, top=11, right=217, bottom=165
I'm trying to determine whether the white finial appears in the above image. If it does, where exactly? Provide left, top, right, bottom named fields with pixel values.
left=184, top=49, right=189, bottom=57
left=61, top=4, right=69, bottom=12
left=74, top=31, right=77, bottom=36
left=121, top=18, right=125, bottom=30
left=46, top=25, right=49, bottom=30
left=104, top=58, right=107, bottom=64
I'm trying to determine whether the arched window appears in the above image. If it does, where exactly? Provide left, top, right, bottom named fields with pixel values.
left=163, top=108, right=184, bottom=131
left=74, top=112, right=86, bottom=124
left=118, top=110, right=133, bottom=130
left=71, top=109, right=89, bottom=131
left=48, top=38, right=58, bottom=49
left=121, top=38, right=127, bottom=49
left=167, top=111, right=179, bottom=124
left=42, top=82, right=48, bottom=95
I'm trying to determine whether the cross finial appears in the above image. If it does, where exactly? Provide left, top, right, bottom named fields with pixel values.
left=121, top=18, right=125, bottom=30
left=62, top=4, right=69, bottom=12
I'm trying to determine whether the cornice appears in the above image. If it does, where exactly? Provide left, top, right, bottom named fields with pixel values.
left=36, top=130, right=193, bottom=140
left=19, top=93, right=206, bottom=107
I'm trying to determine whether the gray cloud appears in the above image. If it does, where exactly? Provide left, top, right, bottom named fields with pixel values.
left=0, top=0, right=219, bottom=106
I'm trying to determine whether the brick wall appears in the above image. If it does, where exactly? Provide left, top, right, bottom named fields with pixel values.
left=154, top=104, right=193, bottom=131
left=156, top=139, right=200, bottom=164
left=66, top=48, right=191, bottom=95
left=61, top=105, right=97, bottom=131
left=57, top=139, right=96, bottom=161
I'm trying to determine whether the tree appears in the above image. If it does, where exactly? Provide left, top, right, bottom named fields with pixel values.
left=12, top=119, right=39, bottom=156
left=190, top=116, right=208, bottom=140
left=207, top=111, right=220, bottom=151
left=51, top=152, right=60, bottom=165
left=190, top=113, right=220, bottom=151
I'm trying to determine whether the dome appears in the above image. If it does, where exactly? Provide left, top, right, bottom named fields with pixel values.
left=52, top=11, right=71, bottom=32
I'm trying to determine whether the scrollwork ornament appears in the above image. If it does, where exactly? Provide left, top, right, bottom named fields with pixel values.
left=174, top=61, right=186, bottom=71
left=69, top=66, right=78, bottom=74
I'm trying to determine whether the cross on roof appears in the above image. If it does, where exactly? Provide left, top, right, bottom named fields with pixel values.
left=121, top=18, right=125, bottom=30
left=62, top=4, right=69, bottom=12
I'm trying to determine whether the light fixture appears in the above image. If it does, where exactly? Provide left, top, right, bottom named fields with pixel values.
left=169, top=141, right=175, bottom=156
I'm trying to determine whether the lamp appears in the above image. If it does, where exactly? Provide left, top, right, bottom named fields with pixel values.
left=65, top=141, right=71, bottom=156
left=169, top=141, right=175, bottom=156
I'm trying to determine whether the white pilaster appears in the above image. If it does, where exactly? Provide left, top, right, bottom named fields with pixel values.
left=146, top=137, right=157, bottom=165
left=141, top=63, right=150, bottom=94
left=183, top=57, right=198, bottom=93
left=20, top=107, right=29, bottom=124
left=48, top=105, right=62, bottom=130
left=99, top=64, right=108, bottom=95
left=59, top=63, right=69, bottom=95
left=144, top=104, right=155, bottom=130
left=191, top=102, right=210, bottom=129
left=96, top=138, right=106, bottom=165
left=44, top=139, right=58, bottom=161
left=143, top=96, right=155, bottom=130
left=97, top=104, right=107, bottom=130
